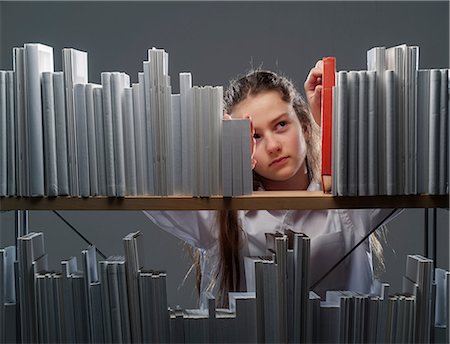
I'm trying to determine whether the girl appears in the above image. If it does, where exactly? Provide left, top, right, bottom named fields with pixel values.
left=144, top=62, right=396, bottom=307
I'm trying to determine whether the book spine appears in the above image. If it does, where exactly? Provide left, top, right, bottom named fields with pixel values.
left=111, top=73, right=126, bottom=197
left=123, top=87, right=138, bottom=196
left=336, top=71, right=348, bottom=196
left=439, top=69, right=448, bottom=194
left=41, top=72, right=58, bottom=196
left=142, top=62, right=155, bottom=195
left=367, top=71, right=378, bottom=195
left=417, top=70, right=430, bottom=194
left=222, top=120, right=233, bottom=197
left=428, top=69, right=440, bottom=194
left=73, top=83, right=90, bottom=197
left=232, top=120, right=243, bottom=196
left=93, top=87, right=107, bottom=196
left=170, top=94, right=182, bottom=195
left=180, top=73, right=193, bottom=196
left=101, top=73, right=116, bottom=196
left=25, top=44, right=54, bottom=196
left=241, top=118, right=253, bottom=195
left=6, top=71, right=16, bottom=196
left=320, top=57, right=336, bottom=193
left=13, top=48, right=27, bottom=196
left=358, top=71, right=369, bottom=196
left=0, top=72, right=6, bottom=196
left=385, top=70, right=397, bottom=195
left=137, top=73, right=150, bottom=195
left=52, top=72, right=69, bottom=196
left=347, top=71, right=359, bottom=196
left=85, top=84, right=99, bottom=196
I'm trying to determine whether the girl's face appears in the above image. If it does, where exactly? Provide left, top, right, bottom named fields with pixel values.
left=231, top=90, right=309, bottom=190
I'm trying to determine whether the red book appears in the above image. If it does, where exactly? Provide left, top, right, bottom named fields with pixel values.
left=321, top=57, right=336, bottom=193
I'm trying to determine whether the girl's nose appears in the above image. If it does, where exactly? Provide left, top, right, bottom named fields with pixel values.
left=265, top=134, right=282, bottom=155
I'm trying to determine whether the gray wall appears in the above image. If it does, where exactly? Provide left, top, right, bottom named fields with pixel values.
left=0, top=1, right=449, bottom=308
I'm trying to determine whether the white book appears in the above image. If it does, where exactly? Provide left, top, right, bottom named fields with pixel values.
left=385, top=70, right=397, bottom=195
left=41, top=72, right=58, bottom=196
left=367, top=71, right=378, bottom=195
left=92, top=87, right=106, bottom=196
left=192, top=86, right=202, bottom=196
left=406, top=46, right=419, bottom=194
left=211, top=87, right=223, bottom=196
left=336, top=71, right=348, bottom=196
left=24, top=43, right=54, bottom=196
left=73, top=83, right=90, bottom=197
left=201, top=87, right=212, bottom=197
left=170, top=94, right=182, bottom=195
left=137, top=73, right=150, bottom=195
left=101, top=73, right=116, bottom=196
left=428, top=69, right=440, bottom=195
left=232, top=119, right=243, bottom=196
left=386, top=44, right=407, bottom=195
left=85, top=84, right=100, bottom=196
left=62, top=48, right=88, bottom=196
left=132, top=83, right=146, bottom=196
left=331, top=86, right=338, bottom=195
left=180, top=72, right=194, bottom=196
left=123, top=87, right=137, bottom=196
left=222, top=120, right=233, bottom=197
left=0, top=71, right=6, bottom=196
left=439, top=69, right=448, bottom=194
left=357, top=71, right=369, bottom=196
left=142, top=62, right=155, bottom=195
left=13, top=47, right=27, bottom=196
left=52, top=72, right=69, bottom=196
left=111, top=72, right=127, bottom=197
left=99, top=261, right=113, bottom=342
left=240, top=118, right=253, bottom=195
left=367, top=46, right=386, bottom=195
left=417, top=70, right=430, bottom=194
left=5, top=71, right=15, bottom=196
left=347, top=71, right=359, bottom=196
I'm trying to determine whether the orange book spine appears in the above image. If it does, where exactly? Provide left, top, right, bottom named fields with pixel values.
left=321, top=57, right=336, bottom=193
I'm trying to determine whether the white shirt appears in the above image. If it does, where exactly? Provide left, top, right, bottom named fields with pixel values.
left=143, top=183, right=397, bottom=306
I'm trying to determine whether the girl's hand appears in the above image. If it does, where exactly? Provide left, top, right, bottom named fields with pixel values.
left=223, top=113, right=257, bottom=169
left=304, top=60, right=323, bottom=126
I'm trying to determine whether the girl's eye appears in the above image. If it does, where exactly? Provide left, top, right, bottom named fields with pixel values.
left=277, top=121, right=287, bottom=128
left=253, top=133, right=261, bottom=140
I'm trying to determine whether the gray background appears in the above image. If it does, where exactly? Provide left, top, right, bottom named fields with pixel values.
left=0, top=1, right=449, bottom=308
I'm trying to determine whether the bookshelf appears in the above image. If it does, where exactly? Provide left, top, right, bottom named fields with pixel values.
left=1, top=192, right=448, bottom=211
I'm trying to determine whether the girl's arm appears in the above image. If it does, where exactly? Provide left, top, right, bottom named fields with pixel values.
left=143, top=210, right=218, bottom=250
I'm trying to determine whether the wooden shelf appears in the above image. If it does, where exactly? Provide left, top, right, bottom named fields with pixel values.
left=1, top=192, right=448, bottom=211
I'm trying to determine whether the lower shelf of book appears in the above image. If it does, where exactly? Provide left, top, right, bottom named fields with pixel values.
left=1, top=192, right=448, bottom=210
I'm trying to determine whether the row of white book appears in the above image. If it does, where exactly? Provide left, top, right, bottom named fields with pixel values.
left=332, top=44, right=449, bottom=196
left=0, top=43, right=253, bottom=198
left=1, top=230, right=449, bottom=343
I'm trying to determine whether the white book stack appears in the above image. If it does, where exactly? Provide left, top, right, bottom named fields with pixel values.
left=3, top=231, right=450, bottom=344
left=62, top=48, right=88, bottom=197
left=333, top=44, right=448, bottom=196
left=3, top=44, right=257, bottom=198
